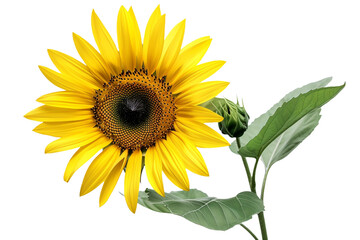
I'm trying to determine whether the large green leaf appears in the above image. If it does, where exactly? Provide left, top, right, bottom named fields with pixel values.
left=239, top=84, right=345, bottom=158
left=230, top=77, right=332, bottom=155
left=138, top=189, right=264, bottom=231
left=261, top=108, right=321, bottom=170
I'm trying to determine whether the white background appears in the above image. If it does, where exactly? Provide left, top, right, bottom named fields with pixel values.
left=1, top=0, right=359, bottom=239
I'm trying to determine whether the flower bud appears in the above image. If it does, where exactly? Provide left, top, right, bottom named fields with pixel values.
left=216, top=98, right=249, bottom=138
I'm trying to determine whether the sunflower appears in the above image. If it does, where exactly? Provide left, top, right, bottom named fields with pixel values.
left=25, top=6, right=229, bottom=213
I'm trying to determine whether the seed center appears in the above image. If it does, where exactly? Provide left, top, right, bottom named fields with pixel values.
left=117, top=96, right=150, bottom=127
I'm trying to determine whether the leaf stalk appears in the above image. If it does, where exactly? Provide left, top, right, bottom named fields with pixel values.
left=240, top=224, right=259, bottom=240
left=236, top=138, right=252, bottom=186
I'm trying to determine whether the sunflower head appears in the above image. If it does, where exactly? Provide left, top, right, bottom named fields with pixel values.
left=25, top=5, right=229, bottom=213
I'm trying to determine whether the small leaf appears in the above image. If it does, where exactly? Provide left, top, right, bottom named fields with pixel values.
left=261, top=108, right=321, bottom=170
left=138, top=189, right=264, bottom=231
left=230, top=77, right=332, bottom=155
left=239, top=83, right=345, bottom=158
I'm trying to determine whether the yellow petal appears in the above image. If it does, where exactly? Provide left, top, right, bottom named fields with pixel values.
left=39, top=66, right=96, bottom=94
left=176, top=105, right=223, bottom=123
left=173, top=60, right=226, bottom=93
left=47, top=49, right=102, bottom=89
left=156, top=139, right=189, bottom=191
left=175, top=81, right=229, bottom=106
left=128, top=7, right=143, bottom=69
left=37, top=91, right=94, bottom=109
left=175, top=119, right=229, bottom=148
left=178, top=37, right=211, bottom=67
left=142, top=6, right=160, bottom=71
left=168, top=131, right=209, bottom=176
left=80, top=145, right=121, bottom=196
left=99, top=149, right=128, bottom=207
left=124, top=149, right=143, bottom=213
left=64, top=135, right=112, bottom=182
left=167, top=37, right=212, bottom=84
left=117, top=7, right=135, bottom=71
left=145, top=146, right=164, bottom=197
left=157, top=20, right=186, bottom=77
left=143, top=7, right=165, bottom=74
left=73, top=33, right=111, bottom=83
left=24, top=105, right=93, bottom=122
left=92, top=10, right=121, bottom=74
left=33, top=120, right=96, bottom=137
left=45, top=129, right=102, bottom=153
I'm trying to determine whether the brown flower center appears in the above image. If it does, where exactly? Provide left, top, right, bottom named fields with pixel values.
left=92, top=69, right=176, bottom=150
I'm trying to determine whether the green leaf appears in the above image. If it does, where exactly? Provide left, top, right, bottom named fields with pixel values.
left=138, top=189, right=264, bottom=231
left=230, top=77, right=332, bottom=155
left=261, top=108, right=321, bottom=170
left=239, top=83, right=345, bottom=158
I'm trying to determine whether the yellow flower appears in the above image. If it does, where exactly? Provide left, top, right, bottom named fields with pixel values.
left=25, top=6, right=229, bottom=213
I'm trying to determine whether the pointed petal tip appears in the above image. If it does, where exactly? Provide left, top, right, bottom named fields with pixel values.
left=72, top=32, right=79, bottom=39
left=91, top=10, right=98, bottom=21
left=44, top=146, right=51, bottom=154
left=155, top=188, right=165, bottom=197
left=44, top=148, right=55, bottom=154
left=127, top=202, right=137, bottom=213
left=198, top=165, right=210, bottom=176
left=45, top=142, right=64, bottom=154
left=79, top=187, right=86, bottom=197
left=63, top=172, right=71, bottom=182
left=99, top=199, right=105, bottom=207
left=120, top=5, right=126, bottom=13
left=80, top=179, right=93, bottom=197
left=219, top=60, right=226, bottom=65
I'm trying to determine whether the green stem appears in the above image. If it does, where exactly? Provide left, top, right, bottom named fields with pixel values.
left=257, top=212, right=268, bottom=240
left=251, top=158, right=268, bottom=240
left=236, top=138, right=259, bottom=239
left=236, top=138, right=252, bottom=186
left=260, top=169, right=269, bottom=200
left=240, top=224, right=259, bottom=240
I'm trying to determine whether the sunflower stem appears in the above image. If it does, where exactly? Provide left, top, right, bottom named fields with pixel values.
left=235, top=138, right=252, bottom=187
left=251, top=158, right=268, bottom=240
left=240, top=224, right=259, bottom=240
left=236, top=139, right=267, bottom=239
left=257, top=212, right=268, bottom=240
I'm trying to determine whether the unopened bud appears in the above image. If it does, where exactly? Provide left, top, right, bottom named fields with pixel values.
left=216, top=98, right=249, bottom=138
